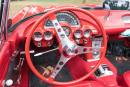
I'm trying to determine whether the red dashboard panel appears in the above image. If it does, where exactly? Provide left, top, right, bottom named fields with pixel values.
left=0, top=42, right=11, bottom=86
left=11, top=5, right=127, bottom=36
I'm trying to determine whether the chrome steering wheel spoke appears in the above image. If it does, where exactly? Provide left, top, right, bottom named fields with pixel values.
left=50, top=16, right=72, bottom=48
left=48, top=14, right=78, bottom=80
left=50, top=54, right=70, bottom=79
left=77, top=46, right=101, bottom=55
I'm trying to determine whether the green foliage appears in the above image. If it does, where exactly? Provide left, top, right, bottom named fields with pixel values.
left=9, top=0, right=103, bottom=18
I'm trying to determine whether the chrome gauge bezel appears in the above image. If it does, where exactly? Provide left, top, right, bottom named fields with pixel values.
left=62, top=26, right=71, bottom=37
left=33, top=32, right=42, bottom=41
left=84, top=29, right=91, bottom=38
left=74, top=29, right=82, bottom=38
left=44, top=31, right=53, bottom=40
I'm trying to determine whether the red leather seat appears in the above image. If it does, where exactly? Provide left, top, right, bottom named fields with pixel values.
left=123, top=71, right=130, bottom=87
left=51, top=81, right=105, bottom=87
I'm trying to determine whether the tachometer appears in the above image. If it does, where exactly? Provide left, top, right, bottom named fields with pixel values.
left=44, top=12, right=80, bottom=28
left=62, top=27, right=71, bottom=37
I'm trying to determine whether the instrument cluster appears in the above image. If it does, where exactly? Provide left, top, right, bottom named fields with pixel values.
left=32, top=11, right=97, bottom=47
left=74, top=29, right=92, bottom=38
left=32, top=27, right=93, bottom=47
left=33, top=31, right=53, bottom=41
left=33, top=29, right=91, bottom=40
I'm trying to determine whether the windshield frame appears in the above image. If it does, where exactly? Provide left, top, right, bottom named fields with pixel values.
left=0, top=0, right=10, bottom=49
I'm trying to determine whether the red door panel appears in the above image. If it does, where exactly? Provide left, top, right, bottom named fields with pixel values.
left=0, top=42, right=11, bottom=87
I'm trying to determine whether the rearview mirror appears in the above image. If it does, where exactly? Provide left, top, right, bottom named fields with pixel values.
left=103, top=0, right=130, bottom=10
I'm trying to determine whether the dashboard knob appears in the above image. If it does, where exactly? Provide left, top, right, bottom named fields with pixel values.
left=47, top=42, right=51, bottom=46
left=83, top=39, right=87, bottom=43
left=5, top=79, right=13, bottom=86
left=37, top=42, right=42, bottom=47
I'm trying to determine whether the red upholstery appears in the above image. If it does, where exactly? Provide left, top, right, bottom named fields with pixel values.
left=66, top=56, right=119, bottom=86
left=51, top=81, right=104, bottom=87
left=123, top=71, right=130, bottom=87
left=51, top=81, right=124, bottom=87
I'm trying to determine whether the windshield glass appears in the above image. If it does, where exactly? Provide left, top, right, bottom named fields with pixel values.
left=103, top=0, right=130, bottom=10
left=9, top=0, right=104, bottom=18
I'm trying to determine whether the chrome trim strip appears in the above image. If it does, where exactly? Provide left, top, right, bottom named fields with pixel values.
left=34, top=47, right=59, bottom=57
left=87, top=58, right=100, bottom=62
left=4, top=0, right=10, bottom=40
left=22, top=5, right=34, bottom=19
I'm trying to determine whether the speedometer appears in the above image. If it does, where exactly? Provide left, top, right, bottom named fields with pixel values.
left=44, top=12, right=80, bottom=28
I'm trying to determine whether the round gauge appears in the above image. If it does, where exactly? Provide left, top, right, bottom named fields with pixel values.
left=62, top=27, right=71, bottom=37
left=33, top=32, right=42, bottom=41
left=74, top=30, right=82, bottom=38
left=44, top=31, right=53, bottom=40
left=84, top=29, right=91, bottom=38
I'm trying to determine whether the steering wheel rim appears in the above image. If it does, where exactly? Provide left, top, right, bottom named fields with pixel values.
left=25, top=7, right=107, bottom=85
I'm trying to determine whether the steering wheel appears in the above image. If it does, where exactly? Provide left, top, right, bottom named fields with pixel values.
left=25, top=7, right=107, bottom=85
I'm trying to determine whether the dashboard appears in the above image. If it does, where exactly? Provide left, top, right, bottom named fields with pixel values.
left=8, top=6, right=130, bottom=61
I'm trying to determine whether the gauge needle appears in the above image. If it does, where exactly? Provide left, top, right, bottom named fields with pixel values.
left=66, top=29, right=69, bottom=31
left=34, top=47, right=59, bottom=57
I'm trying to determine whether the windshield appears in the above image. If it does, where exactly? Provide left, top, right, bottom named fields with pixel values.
left=103, top=0, right=130, bottom=10
left=9, top=0, right=104, bottom=18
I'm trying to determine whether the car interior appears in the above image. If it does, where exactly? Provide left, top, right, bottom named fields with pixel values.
left=0, top=0, right=130, bottom=87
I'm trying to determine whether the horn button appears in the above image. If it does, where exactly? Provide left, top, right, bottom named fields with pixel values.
left=63, top=44, right=78, bottom=58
